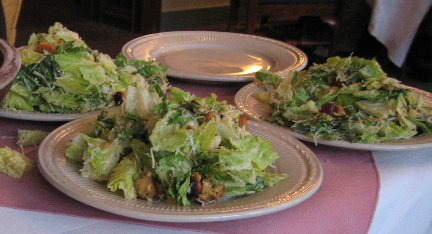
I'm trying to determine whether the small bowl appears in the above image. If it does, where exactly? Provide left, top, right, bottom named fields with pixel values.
left=0, top=39, right=21, bottom=101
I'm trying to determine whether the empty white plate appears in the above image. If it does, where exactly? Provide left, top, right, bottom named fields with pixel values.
left=122, top=31, right=307, bottom=83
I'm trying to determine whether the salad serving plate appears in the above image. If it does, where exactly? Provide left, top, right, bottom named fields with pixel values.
left=0, top=109, right=99, bottom=122
left=38, top=116, right=322, bottom=222
left=122, top=31, right=307, bottom=83
left=0, top=106, right=120, bottom=122
left=235, top=83, right=432, bottom=151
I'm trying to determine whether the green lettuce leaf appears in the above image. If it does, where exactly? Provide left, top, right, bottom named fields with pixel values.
left=130, top=139, right=152, bottom=170
left=17, top=130, right=49, bottom=146
left=0, top=147, right=30, bottom=179
left=170, top=87, right=193, bottom=104
left=17, top=47, right=43, bottom=65
left=149, top=111, right=190, bottom=152
left=65, top=133, right=88, bottom=162
left=124, top=79, right=163, bottom=120
left=107, top=156, right=139, bottom=200
left=81, top=138, right=124, bottom=181
left=198, top=133, right=280, bottom=197
left=255, top=71, right=282, bottom=89
left=155, top=152, right=191, bottom=206
left=194, top=120, right=221, bottom=152
left=1, top=92, right=34, bottom=111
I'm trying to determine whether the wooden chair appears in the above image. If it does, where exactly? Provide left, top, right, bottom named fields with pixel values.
left=229, top=0, right=339, bottom=48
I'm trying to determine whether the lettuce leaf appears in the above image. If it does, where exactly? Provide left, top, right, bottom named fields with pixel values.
left=254, top=56, right=432, bottom=143
left=17, top=130, right=49, bottom=146
left=107, top=156, right=138, bottom=200
left=1, top=23, right=154, bottom=114
left=65, top=133, right=88, bottom=162
left=67, top=85, right=284, bottom=206
left=155, top=152, right=191, bottom=206
left=194, top=120, right=221, bottom=152
left=149, top=110, right=191, bottom=152
left=0, top=147, right=30, bottom=179
left=81, top=138, right=124, bottom=181
left=17, top=47, right=42, bottom=65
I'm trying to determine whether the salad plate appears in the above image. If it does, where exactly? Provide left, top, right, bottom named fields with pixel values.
left=0, top=108, right=104, bottom=122
left=122, top=31, right=307, bottom=83
left=38, top=115, right=322, bottom=222
left=1, top=23, right=165, bottom=122
left=235, top=83, right=432, bottom=151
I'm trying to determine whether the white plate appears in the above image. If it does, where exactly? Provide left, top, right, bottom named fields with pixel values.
left=38, top=116, right=322, bottom=222
left=0, top=109, right=95, bottom=122
left=0, top=106, right=119, bottom=122
left=122, top=31, right=307, bottom=83
left=235, top=83, right=432, bottom=151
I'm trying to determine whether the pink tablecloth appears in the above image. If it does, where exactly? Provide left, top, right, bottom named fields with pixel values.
left=0, top=80, right=379, bottom=233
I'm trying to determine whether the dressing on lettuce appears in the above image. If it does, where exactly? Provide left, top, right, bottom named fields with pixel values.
left=66, top=75, right=284, bottom=206
left=2, top=23, right=168, bottom=114
left=255, top=56, right=432, bottom=143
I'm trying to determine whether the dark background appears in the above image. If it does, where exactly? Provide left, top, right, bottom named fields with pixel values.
left=12, top=0, right=432, bottom=91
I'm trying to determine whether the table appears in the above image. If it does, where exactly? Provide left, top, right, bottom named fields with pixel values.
left=370, top=149, right=432, bottom=234
left=0, top=79, right=431, bottom=234
left=367, top=0, right=432, bottom=67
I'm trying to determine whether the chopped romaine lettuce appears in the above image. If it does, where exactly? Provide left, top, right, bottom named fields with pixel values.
left=149, top=110, right=191, bottom=152
left=65, top=133, right=88, bottom=162
left=17, top=130, right=49, bottom=146
left=255, top=56, right=432, bottom=143
left=194, top=120, right=220, bottom=152
left=107, top=156, right=139, bottom=200
left=124, top=79, right=163, bottom=120
left=155, top=152, right=191, bottom=206
left=0, top=147, right=30, bottom=179
left=81, top=138, right=124, bottom=181
left=66, top=84, right=284, bottom=205
left=17, top=47, right=42, bottom=65
left=1, top=23, right=167, bottom=114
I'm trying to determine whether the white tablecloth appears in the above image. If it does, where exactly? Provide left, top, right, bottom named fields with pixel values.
left=1, top=149, right=431, bottom=234
left=369, top=148, right=432, bottom=234
left=367, top=0, right=432, bottom=67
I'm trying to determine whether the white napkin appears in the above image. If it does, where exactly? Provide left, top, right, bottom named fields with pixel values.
left=367, top=0, right=432, bottom=67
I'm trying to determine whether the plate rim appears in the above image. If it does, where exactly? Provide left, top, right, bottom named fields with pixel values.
left=0, top=107, right=118, bottom=122
left=37, top=115, right=323, bottom=222
left=121, top=31, right=308, bottom=83
left=234, top=83, right=432, bottom=151
left=0, top=109, right=91, bottom=121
